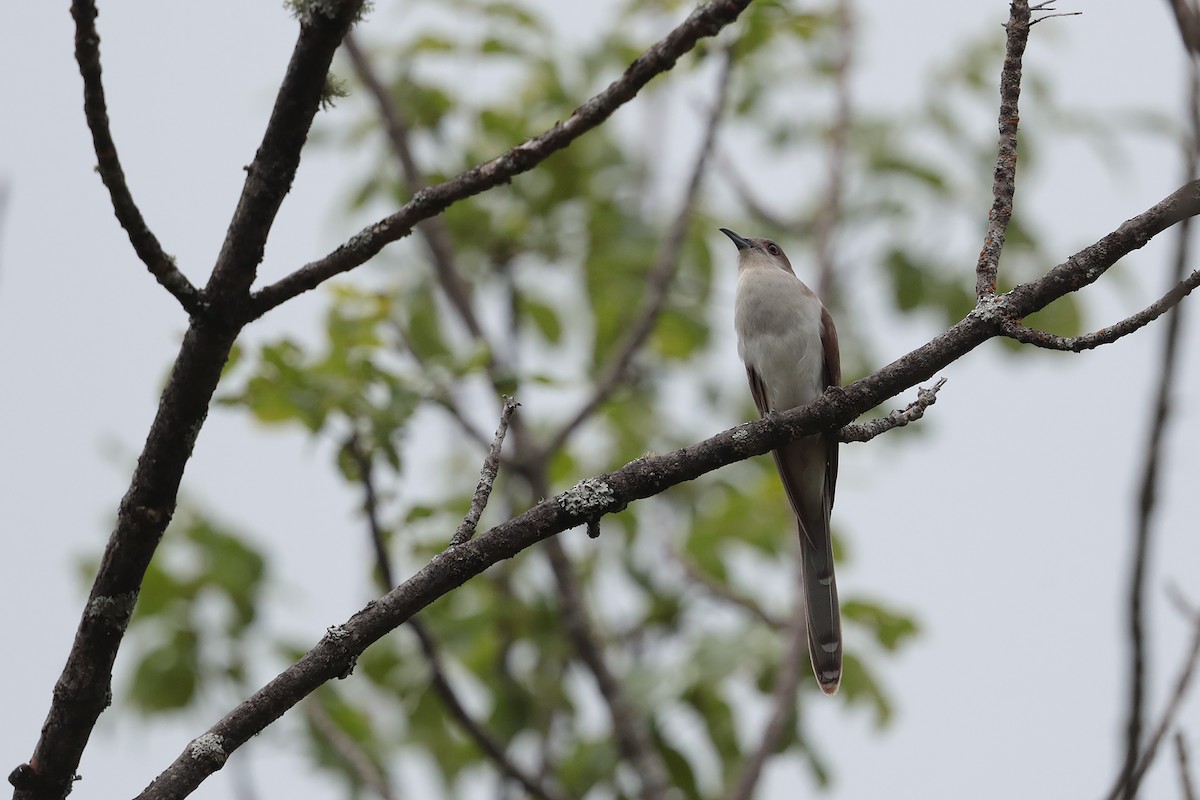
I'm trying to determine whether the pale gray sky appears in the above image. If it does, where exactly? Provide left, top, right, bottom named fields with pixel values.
left=2, top=2, right=1198, bottom=799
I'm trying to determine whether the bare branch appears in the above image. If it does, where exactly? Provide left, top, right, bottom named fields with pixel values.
left=724, top=560, right=808, bottom=800
left=451, top=396, right=520, bottom=547
left=1179, top=732, right=1198, bottom=800
left=408, top=619, right=569, bottom=800
left=838, top=378, right=947, bottom=443
left=304, top=700, right=397, bottom=800
left=814, top=0, right=855, bottom=302
left=128, top=179, right=1200, bottom=800
left=249, top=0, right=755, bottom=317
left=976, top=0, right=1031, bottom=299
left=1166, top=0, right=1200, bottom=53
left=543, top=538, right=670, bottom=800
left=343, top=34, right=487, bottom=344
left=347, top=428, right=567, bottom=800
left=70, top=0, right=201, bottom=315
left=1115, top=54, right=1200, bottom=800
left=1001, top=267, right=1200, bottom=351
left=542, top=47, right=734, bottom=457
left=672, top=549, right=786, bottom=629
left=1107, top=589, right=1200, bottom=800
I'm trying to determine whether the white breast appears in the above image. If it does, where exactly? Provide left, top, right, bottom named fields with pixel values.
left=734, top=265, right=826, bottom=412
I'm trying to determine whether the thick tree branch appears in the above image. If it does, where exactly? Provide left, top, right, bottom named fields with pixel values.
left=11, top=7, right=367, bottom=800
left=542, top=48, right=734, bottom=457
left=70, top=0, right=201, bottom=314
left=975, top=0, right=1030, bottom=299
left=129, top=180, right=1200, bottom=800
left=248, top=0, right=755, bottom=317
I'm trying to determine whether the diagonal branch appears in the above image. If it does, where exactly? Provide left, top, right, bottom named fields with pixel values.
left=248, top=0, right=755, bottom=317
left=451, top=396, right=520, bottom=546
left=344, top=431, right=567, bottom=800
left=1179, top=732, right=1199, bottom=800
left=303, top=700, right=397, bottom=800
left=70, top=0, right=201, bottom=315
left=975, top=0, right=1031, bottom=299
left=343, top=34, right=486, bottom=343
left=541, top=47, right=734, bottom=458
left=128, top=179, right=1200, bottom=800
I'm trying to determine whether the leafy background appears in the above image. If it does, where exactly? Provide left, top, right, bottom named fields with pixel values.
left=3, top=1, right=1199, bottom=799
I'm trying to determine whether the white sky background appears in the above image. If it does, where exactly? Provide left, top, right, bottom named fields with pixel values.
left=2, top=2, right=1199, bottom=799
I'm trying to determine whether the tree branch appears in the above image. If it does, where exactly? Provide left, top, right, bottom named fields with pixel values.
left=542, top=47, right=734, bottom=458
left=70, top=0, right=201, bottom=315
left=1179, top=732, right=1198, bottom=800
left=975, top=0, right=1031, bottom=299
left=248, top=0, right=755, bottom=317
left=303, top=700, right=397, bottom=800
left=723, top=559, right=808, bottom=800
left=838, top=378, right=947, bottom=443
left=451, top=396, right=520, bottom=546
left=345, top=430, right=566, bottom=800
left=1000, top=267, right=1200, bottom=351
left=12, top=7, right=367, bottom=800
left=543, top=538, right=670, bottom=800
left=128, top=179, right=1200, bottom=800
left=1107, top=590, right=1200, bottom=800
left=343, top=33, right=487, bottom=344
left=1116, top=49, right=1200, bottom=800
left=814, top=0, right=854, bottom=303
left=671, top=549, right=786, bottom=629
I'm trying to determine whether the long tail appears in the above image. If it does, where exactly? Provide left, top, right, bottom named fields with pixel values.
left=798, top=518, right=841, bottom=695
left=772, top=436, right=842, bottom=695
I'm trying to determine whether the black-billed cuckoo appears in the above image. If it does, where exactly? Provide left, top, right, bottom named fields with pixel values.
left=720, top=227, right=842, bottom=696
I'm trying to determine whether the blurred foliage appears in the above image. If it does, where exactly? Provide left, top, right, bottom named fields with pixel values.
left=110, top=0, right=1152, bottom=797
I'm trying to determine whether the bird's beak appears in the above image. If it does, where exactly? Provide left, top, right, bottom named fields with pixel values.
left=719, top=227, right=753, bottom=251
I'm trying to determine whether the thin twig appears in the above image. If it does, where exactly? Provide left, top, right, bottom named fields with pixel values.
left=716, top=149, right=810, bottom=235
left=249, top=0, right=755, bottom=317
left=975, top=0, right=1031, bottom=299
left=671, top=549, right=786, bottom=629
left=1178, top=732, right=1198, bottom=800
left=343, top=34, right=487, bottom=345
left=724, top=558, right=808, bottom=800
left=70, top=0, right=201, bottom=314
left=542, top=47, right=734, bottom=457
left=346, top=430, right=566, bottom=800
left=1001, top=267, right=1200, bottom=351
left=451, top=397, right=520, bottom=546
left=304, top=700, right=397, bottom=800
left=838, top=378, right=947, bottom=443
left=1115, top=49, right=1200, bottom=800
left=543, top=537, right=671, bottom=800
left=814, top=0, right=854, bottom=303
left=1108, top=593, right=1200, bottom=798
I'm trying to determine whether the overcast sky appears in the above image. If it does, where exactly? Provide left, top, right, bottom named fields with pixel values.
left=2, top=2, right=1199, bottom=799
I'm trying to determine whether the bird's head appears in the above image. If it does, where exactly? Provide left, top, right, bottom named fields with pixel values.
left=718, top=227, right=796, bottom=276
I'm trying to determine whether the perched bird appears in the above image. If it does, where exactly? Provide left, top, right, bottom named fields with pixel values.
left=720, top=227, right=842, bottom=695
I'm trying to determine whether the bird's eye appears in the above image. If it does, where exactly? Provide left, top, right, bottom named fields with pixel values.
left=766, top=243, right=780, bottom=256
